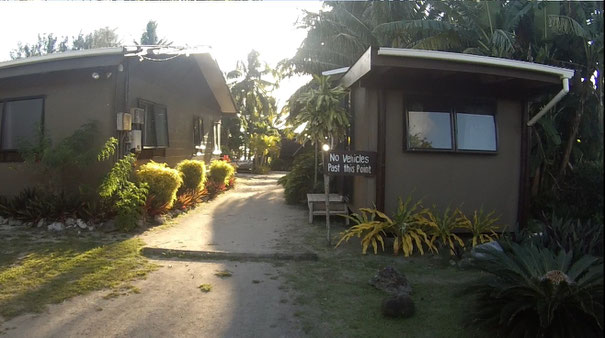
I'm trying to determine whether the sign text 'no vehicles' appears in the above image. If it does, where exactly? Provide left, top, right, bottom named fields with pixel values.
left=324, top=151, right=377, bottom=177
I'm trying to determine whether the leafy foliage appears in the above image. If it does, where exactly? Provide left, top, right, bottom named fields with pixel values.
left=417, top=206, right=466, bottom=255
left=207, top=160, right=236, bottom=187
left=336, top=208, right=391, bottom=255
left=173, top=189, right=205, bottom=211
left=278, top=150, right=323, bottom=205
left=249, top=133, right=280, bottom=170
left=176, top=159, right=206, bottom=192
left=136, top=161, right=183, bottom=211
left=523, top=213, right=604, bottom=258
left=459, top=208, right=501, bottom=247
left=98, top=153, right=148, bottom=231
left=466, top=242, right=604, bottom=337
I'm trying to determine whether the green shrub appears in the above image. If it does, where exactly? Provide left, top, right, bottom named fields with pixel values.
left=208, top=160, right=235, bottom=187
left=99, top=153, right=148, bottom=231
left=176, top=159, right=206, bottom=192
left=277, top=151, right=323, bottom=205
left=251, top=164, right=271, bottom=174
left=269, top=157, right=292, bottom=171
left=136, top=161, right=182, bottom=211
left=466, top=243, right=603, bottom=337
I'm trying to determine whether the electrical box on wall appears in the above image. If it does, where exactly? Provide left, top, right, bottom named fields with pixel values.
left=130, top=108, right=145, bottom=124
left=117, top=112, right=132, bottom=131
left=128, top=130, right=142, bottom=152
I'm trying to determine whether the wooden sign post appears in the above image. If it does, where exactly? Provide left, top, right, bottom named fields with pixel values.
left=323, top=150, right=377, bottom=245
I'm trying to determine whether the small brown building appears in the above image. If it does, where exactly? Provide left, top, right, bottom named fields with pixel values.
left=336, top=47, right=574, bottom=230
left=0, top=46, right=236, bottom=196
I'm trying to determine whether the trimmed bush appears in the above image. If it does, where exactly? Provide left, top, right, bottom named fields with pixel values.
left=137, top=161, right=182, bottom=211
left=208, top=160, right=235, bottom=187
left=176, top=159, right=207, bottom=192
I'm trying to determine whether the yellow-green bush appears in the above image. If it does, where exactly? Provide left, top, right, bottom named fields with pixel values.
left=136, top=161, right=183, bottom=210
left=176, top=159, right=206, bottom=192
left=208, top=160, right=235, bottom=187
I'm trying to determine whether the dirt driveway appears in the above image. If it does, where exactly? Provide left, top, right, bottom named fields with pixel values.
left=2, top=173, right=312, bottom=338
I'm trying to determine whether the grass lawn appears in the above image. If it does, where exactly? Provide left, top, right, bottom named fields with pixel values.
left=282, top=218, right=485, bottom=337
left=0, top=228, right=157, bottom=321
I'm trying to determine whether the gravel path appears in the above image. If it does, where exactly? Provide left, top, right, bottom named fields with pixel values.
left=2, top=173, right=310, bottom=338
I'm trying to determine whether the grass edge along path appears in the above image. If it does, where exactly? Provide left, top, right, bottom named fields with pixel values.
left=0, top=237, right=158, bottom=321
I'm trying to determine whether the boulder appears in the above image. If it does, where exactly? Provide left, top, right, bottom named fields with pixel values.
left=37, top=218, right=46, bottom=228
left=65, top=218, right=77, bottom=228
left=381, top=293, right=415, bottom=318
left=369, top=266, right=412, bottom=296
left=48, top=222, right=65, bottom=232
left=76, top=219, right=88, bottom=229
left=471, top=241, right=503, bottom=259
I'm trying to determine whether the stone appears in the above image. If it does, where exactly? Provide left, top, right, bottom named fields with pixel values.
left=381, top=293, right=415, bottom=318
left=37, top=218, right=46, bottom=228
left=9, top=219, right=23, bottom=227
left=76, top=219, right=88, bottom=229
left=153, top=215, right=167, bottom=225
left=47, top=222, right=65, bottom=232
left=471, top=241, right=503, bottom=259
left=65, top=218, right=77, bottom=227
left=24, top=222, right=33, bottom=227
left=369, top=266, right=412, bottom=296
left=0, top=216, right=7, bottom=225
left=101, top=219, right=116, bottom=232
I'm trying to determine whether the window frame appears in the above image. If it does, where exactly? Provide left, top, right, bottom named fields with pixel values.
left=138, top=98, right=169, bottom=149
left=403, top=96, right=499, bottom=154
left=0, top=95, right=46, bottom=162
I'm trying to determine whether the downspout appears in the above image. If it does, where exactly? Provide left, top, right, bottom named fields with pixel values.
left=527, top=77, right=570, bottom=126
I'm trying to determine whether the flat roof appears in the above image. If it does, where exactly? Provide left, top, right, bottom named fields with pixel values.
left=0, top=46, right=237, bottom=114
left=340, top=47, right=574, bottom=92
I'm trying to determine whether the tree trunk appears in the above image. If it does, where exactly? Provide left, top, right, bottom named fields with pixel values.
left=558, top=98, right=584, bottom=177
left=314, top=143, right=318, bottom=188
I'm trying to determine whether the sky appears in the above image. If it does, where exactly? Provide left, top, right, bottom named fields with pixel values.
left=0, top=0, right=325, bottom=110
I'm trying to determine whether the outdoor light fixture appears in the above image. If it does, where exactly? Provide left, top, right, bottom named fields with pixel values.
left=322, top=144, right=330, bottom=152
left=91, top=72, right=100, bottom=80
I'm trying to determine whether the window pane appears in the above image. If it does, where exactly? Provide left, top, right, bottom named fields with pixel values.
left=154, top=105, right=168, bottom=147
left=408, top=111, right=452, bottom=149
left=1, top=98, right=43, bottom=150
left=456, top=113, right=496, bottom=151
left=143, top=102, right=156, bottom=147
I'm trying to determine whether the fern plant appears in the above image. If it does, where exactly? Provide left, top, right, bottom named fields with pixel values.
left=459, top=208, right=500, bottom=247
left=418, top=206, right=466, bottom=255
left=466, top=243, right=604, bottom=337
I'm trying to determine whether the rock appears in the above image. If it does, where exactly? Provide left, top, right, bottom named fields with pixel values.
left=37, top=218, right=46, bottom=228
left=9, top=219, right=23, bottom=226
left=0, top=216, right=7, bottom=225
left=369, top=266, right=412, bottom=296
left=153, top=215, right=167, bottom=225
left=76, top=219, right=88, bottom=229
left=457, top=257, right=473, bottom=269
left=101, top=219, right=116, bottom=232
left=47, top=222, right=65, bottom=232
left=471, top=241, right=503, bottom=259
left=381, top=293, right=415, bottom=318
left=65, top=218, right=77, bottom=228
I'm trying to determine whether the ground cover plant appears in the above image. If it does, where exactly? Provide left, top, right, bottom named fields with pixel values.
left=137, top=161, right=183, bottom=212
left=465, top=242, right=604, bottom=337
left=0, top=230, right=157, bottom=320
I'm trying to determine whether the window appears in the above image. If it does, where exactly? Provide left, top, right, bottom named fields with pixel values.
left=0, top=97, right=44, bottom=160
left=193, top=116, right=207, bottom=155
left=139, top=99, right=169, bottom=148
left=405, top=98, right=497, bottom=153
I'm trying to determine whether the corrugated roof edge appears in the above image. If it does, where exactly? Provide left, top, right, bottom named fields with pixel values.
left=0, top=47, right=126, bottom=70
left=377, top=47, right=575, bottom=79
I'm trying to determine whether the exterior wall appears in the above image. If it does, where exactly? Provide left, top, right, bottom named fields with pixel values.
left=381, top=90, right=522, bottom=229
left=350, top=87, right=377, bottom=212
left=127, top=57, right=222, bottom=167
left=0, top=68, right=116, bottom=196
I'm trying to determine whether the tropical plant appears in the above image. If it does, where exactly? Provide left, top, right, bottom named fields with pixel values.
left=418, top=206, right=466, bottom=255
left=136, top=161, right=183, bottom=211
left=249, top=133, right=280, bottom=171
left=466, top=242, right=604, bottom=337
left=173, top=189, right=205, bottom=211
left=98, top=153, right=148, bottom=231
left=176, top=159, right=206, bottom=192
left=136, top=20, right=172, bottom=46
left=336, top=208, right=391, bottom=255
left=459, top=208, right=501, bottom=247
left=390, top=196, right=435, bottom=257
left=277, top=149, right=323, bottom=204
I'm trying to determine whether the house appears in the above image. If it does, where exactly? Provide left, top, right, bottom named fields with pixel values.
left=0, top=46, right=236, bottom=196
left=332, top=47, right=574, bottom=230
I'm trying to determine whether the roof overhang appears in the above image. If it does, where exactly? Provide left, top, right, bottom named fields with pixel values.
left=339, top=47, right=574, bottom=99
left=0, top=46, right=237, bottom=114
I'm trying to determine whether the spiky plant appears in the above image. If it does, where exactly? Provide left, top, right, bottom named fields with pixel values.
left=459, top=208, right=501, bottom=247
left=466, top=243, right=604, bottom=337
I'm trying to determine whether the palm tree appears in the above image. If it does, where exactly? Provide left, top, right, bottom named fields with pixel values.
left=292, top=75, right=348, bottom=185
